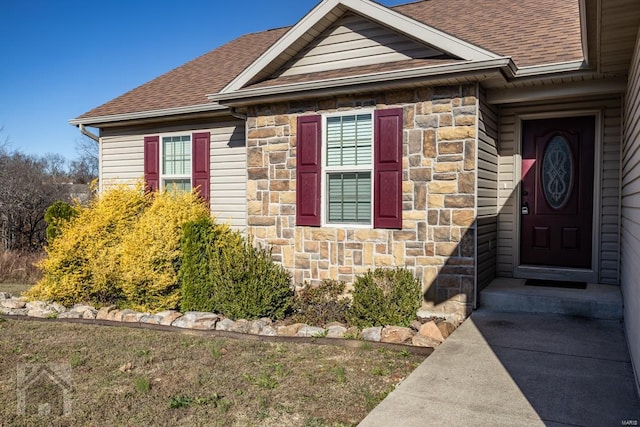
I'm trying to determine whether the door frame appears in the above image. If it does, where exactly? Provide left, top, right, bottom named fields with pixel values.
left=512, top=109, right=602, bottom=283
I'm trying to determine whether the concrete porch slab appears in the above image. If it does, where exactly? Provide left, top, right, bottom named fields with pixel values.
left=479, top=277, right=622, bottom=319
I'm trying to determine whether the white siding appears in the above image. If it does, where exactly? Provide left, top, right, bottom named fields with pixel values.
left=209, top=121, right=247, bottom=229
left=278, top=13, right=444, bottom=77
left=497, top=99, right=622, bottom=284
left=100, top=136, right=144, bottom=187
left=621, top=26, right=640, bottom=396
left=100, top=119, right=247, bottom=230
left=477, top=89, right=499, bottom=290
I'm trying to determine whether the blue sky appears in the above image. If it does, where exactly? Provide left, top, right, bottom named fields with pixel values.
left=0, top=0, right=406, bottom=161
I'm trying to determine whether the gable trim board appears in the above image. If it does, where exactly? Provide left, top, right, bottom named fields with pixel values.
left=210, top=58, right=514, bottom=105
left=220, top=0, right=502, bottom=94
left=277, top=12, right=450, bottom=78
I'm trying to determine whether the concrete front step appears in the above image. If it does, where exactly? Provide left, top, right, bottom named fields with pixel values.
left=479, top=278, right=622, bottom=320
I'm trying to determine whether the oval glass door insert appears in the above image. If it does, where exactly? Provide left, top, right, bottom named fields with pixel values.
left=542, top=135, right=573, bottom=209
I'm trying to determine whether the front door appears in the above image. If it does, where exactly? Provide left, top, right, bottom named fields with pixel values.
left=520, top=116, right=595, bottom=268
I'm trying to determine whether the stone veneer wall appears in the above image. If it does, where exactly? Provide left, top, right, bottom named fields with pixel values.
left=245, top=85, right=478, bottom=320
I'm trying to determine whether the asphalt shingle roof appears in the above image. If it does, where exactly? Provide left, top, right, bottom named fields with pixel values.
left=76, top=0, right=582, bottom=121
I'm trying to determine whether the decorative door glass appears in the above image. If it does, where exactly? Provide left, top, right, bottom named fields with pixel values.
left=542, top=135, right=573, bottom=209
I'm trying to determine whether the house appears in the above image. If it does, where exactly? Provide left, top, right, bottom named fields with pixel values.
left=70, top=0, right=640, bottom=393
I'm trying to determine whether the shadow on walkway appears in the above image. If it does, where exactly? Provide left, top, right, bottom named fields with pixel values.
left=360, top=310, right=640, bottom=426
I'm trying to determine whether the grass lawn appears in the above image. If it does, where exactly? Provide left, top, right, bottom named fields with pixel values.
left=0, top=282, right=32, bottom=296
left=0, top=318, right=425, bottom=426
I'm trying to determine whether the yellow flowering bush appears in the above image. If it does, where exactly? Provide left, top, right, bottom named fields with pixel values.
left=26, top=184, right=151, bottom=306
left=27, top=184, right=210, bottom=312
left=119, top=189, right=210, bottom=312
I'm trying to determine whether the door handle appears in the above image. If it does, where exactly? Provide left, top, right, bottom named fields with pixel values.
left=521, top=202, right=530, bottom=215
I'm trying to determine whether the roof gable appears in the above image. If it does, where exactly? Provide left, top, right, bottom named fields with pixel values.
left=274, top=12, right=453, bottom=79
left=220, top=0, right=501, bottom=93
left=73, top=0, right=587, bottom=124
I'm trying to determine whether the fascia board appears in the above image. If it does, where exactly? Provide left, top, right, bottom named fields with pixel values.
left=514, top=60, right=587, bottom=77
left=579, top=0, right=589, bottom=66
left=486, top=77, right=627, bottom=104
left=220, top=0, right=501, bottom=94
left=211, top=58, right=514, bottom=103
left=69, top=103, right=228, bottom=127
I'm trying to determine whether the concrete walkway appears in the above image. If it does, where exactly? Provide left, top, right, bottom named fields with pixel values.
left=360, top=310, right=640, bottom=426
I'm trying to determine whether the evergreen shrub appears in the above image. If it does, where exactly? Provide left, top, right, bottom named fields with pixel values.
left=178, top=217, right=235, bottom=312
left=347, top=268, right=421, bottom=327
left=44, top=201, right=78, bottom=243
left=291, top=279, right=350, bottom=326
left=179, top=219, right=293, bottom=320
left=211, top=239, right=293, bottom=320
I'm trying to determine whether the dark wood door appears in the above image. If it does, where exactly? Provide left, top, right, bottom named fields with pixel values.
left=520, top=116, right=595, bottom=268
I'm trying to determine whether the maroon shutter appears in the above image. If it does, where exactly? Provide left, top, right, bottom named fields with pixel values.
left=374, top=108, right=403, bottom=229
left=296, top=115, right=322, bottom=226
left=144, top=135, right=160, bottom=192
left=192, top=132, right=211, bottom=206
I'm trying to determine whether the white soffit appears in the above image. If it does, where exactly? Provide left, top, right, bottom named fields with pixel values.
left=217, top=0, right=501, bottom=95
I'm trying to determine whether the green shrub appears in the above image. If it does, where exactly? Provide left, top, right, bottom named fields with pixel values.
left=347, top=268, right=421, bottom=328
left=44, top=201, right=78, bottom=243
left=291, top=280, right=350, bottom=326
left=178, top=217, right=235, bottom=312
left=211, top=239, right=293, bottom=320
left=179, top=219, right=293, bottom=320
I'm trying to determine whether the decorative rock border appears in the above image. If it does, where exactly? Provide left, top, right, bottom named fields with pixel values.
left=0, top=293, right=458, bottom=348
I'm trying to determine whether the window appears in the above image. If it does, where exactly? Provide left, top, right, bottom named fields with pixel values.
left=296, top=108, right=403, bottom=229
left=143, top=132, right=210, bottom=205
left=162, top=135, right=191, bottom=191
left=325, top=114, right=373, bottom=224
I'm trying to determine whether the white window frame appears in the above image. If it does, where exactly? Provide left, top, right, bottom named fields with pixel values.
left=321, top=110, right=375, bottom=228
left=159, top=132, right=192, bottom=192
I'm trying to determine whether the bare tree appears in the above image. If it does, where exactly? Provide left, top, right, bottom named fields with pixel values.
left=0, top=152, right=70, bottom=250
left=69, top=135, right=98, bottom=183
left=0, top=125, right=10, bottom=153
left=0, top=128, right=97, bottom=251
left=42, top=153, right=69, bottom=180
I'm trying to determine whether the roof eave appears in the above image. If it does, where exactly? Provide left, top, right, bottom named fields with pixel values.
left=69, top=103, right=228, bottom=127
left=209, top=58, right=516, bottom=106
left=486, top=76, right=627, bottom=104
